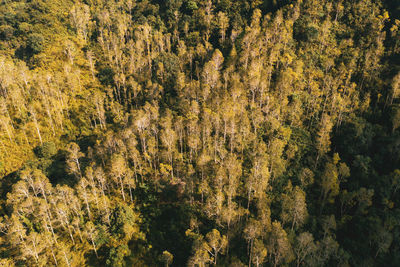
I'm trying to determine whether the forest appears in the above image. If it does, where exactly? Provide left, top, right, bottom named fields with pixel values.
left=0, top=0, right=399, bottom=266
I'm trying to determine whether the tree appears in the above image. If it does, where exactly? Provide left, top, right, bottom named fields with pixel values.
left=315, top=113, right=333, bottom=167
left=205, top=229, right=228, bottom=265
left=109, top=203, right=144, bottom=243
left=110, top=154, right=130, bottom=201
left=251, top=239, right=267, bottom=267
left=106, top=245, right=131, bottom=267
left=70, top=3, right=91, bottom=42
left=216, top=12, right=229, bottom=43
left=246, top=141, right=270, bottom=209
left=85, top=221, right=104, bottom=259
left=0, top=258, right=15, bottom=267
left=161, top=250, right=173, bottom=267
left=267, top=221, right=293, bottom=267
left=320, top=155, right=349, bottom=211
left=281, top=182, right=308, bottom=230
left=373, top=227, right=393, bottom=259
left=201, top=49, right=223, bottom=101
left=160, top=109, right=177, bottom=178
left=294, top=232, right=317, bottom=267
left=27, top=33, right=45, bottom=55
left=186, top=230, right=212, bottom=267
left=392, top=106, right=400, bottom=133
left=244, top=218, right=262, bottom=267
left=66, top=142, right=84, bottom=179
left=36, top=142, right=57, bottom=159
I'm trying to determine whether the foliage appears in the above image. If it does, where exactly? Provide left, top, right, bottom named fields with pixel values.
left=0, top=0, right=399, bottom=266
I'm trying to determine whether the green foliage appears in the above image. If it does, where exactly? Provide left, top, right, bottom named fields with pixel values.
left=110, top=203, right=143, bottom=241
left=186, top=0, right=198, bottom=12
left=0, top=25, right=14, bottom=41
left=106, top=245, right=131, bottom=267
left=26, top=33, right=44, bottom=54
left=35, top=142, right=57, bottom=159
left=0, top=0, right=399, bottom=266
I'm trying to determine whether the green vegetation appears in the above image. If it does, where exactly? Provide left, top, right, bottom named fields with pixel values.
left=0, top=0, right=399, bottom=266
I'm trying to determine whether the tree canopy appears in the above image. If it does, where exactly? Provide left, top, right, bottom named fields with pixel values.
left=0, top=0, right=399, bottom=266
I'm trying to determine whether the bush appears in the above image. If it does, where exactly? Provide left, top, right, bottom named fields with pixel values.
left=35, top=142, right=57, bottom=159
left=0, top=25, right=14, bottom=41
left=27, top=33, right=45, bottom=54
